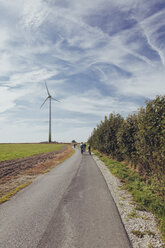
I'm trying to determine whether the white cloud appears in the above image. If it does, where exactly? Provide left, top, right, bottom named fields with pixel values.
left=21, top=0, right=49, bottom=30
left=9, top=69, right=58, bottom=86
left=0, top=86, right=30, bottom=112
left=59, top=89, right=139, bottom=118
left=114, top=67, right=165, bottom=99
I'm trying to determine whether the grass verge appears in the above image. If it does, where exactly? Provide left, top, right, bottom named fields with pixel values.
left=93, top=150, right=165, bottom=242
left=0, top=181, right=32, bottom=204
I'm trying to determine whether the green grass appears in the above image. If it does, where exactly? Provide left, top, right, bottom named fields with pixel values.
left=94, top=150, right=165, bottom=242
left=0, top=143, right=66, bottom=161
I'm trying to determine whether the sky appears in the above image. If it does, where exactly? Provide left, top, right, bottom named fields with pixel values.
left=0, top=0, right=165, bottom=143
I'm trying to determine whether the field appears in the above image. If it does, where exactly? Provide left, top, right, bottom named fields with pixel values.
left=0, top=143, right=65, bottom=161
left=0, top=143, right=74, bottom=203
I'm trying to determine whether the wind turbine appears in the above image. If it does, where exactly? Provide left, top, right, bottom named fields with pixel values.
left=40, top=81, right=60, bottom=143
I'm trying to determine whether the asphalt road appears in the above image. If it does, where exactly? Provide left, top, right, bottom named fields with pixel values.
left=0, top=149, right=132, bottom=248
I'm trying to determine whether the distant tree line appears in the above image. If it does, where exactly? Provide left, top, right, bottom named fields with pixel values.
left=88, top=96, right=165, bottom=185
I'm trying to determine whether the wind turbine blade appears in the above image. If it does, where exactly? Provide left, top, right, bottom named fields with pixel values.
left=51, top=97, right=61, bottom=103
left=40, top=96, right=49, bottom=108
left=45, top=81, right=50, bottom=96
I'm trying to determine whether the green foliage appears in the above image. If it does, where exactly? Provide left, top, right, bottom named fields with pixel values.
left=135, top=97, right=165, bottom=177
left=89, top=114, right=124, bottom=160
left=88, top=96, right=165, bottom=198
left=117, top=114, right=138, bottom=167
left=0, top=143, right=65, bottom=161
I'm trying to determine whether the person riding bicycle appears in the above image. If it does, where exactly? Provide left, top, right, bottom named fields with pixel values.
left=80, top=143, right=84, bottom=154
left=88, top=144, right=91, bottom=155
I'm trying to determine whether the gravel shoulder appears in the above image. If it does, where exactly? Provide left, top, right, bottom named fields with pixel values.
left=93, top=154, right=164, bottom=248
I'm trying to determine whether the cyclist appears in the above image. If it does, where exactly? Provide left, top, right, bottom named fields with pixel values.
left=88, top=145, right=91, bottom=155
left=80, top=143, right=84, bottom=154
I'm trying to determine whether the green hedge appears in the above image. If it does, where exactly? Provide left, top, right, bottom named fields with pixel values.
left=88, top=96, right=165, bottom=198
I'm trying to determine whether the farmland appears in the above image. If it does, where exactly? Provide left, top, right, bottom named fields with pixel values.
left=0, top=143, right=74, bottom=203
left=0, top=143, right=65, bottom=161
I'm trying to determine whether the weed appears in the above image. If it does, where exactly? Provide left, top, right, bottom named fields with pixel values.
left=145, top=230, right=156, bottom=236
left=119, top=202, right=124, bottom=207
left=141, top=215, right=149, bottom=221
left=120, top=196, right=127, bottom=200
left=131, top=230, right=145, bottom=238
left=131, top=229, right=156, bottom=239
left=128, top=210, right=140, bottom=219
left=135, top=205, right=147, bottom=211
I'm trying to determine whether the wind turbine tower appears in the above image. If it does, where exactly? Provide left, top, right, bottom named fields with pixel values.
left=40, top=81, right=60, bottom=143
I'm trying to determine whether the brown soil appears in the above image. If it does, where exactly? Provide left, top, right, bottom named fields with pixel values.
left=0, top=145, right=73, bottom=198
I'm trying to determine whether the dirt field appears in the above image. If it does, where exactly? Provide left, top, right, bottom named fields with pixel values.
left=0, top=145, right=74, bottom=200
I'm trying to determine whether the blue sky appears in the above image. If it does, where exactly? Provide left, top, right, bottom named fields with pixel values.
left=0, top=0, right=165, bottom=143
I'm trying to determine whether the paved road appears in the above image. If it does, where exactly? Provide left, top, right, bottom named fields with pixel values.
left=0, top=149, right=132, bottom=248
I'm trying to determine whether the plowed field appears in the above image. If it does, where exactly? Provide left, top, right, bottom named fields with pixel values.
left=0, top=146, right=67, bottom=180
left=0, top=145, right=73, bottom=199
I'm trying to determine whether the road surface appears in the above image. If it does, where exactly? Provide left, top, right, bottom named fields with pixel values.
left=0, top=149, right=132, bottom=248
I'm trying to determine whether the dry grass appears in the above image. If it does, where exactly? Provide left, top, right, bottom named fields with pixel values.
left=0, top=181, right=32, bottom=204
